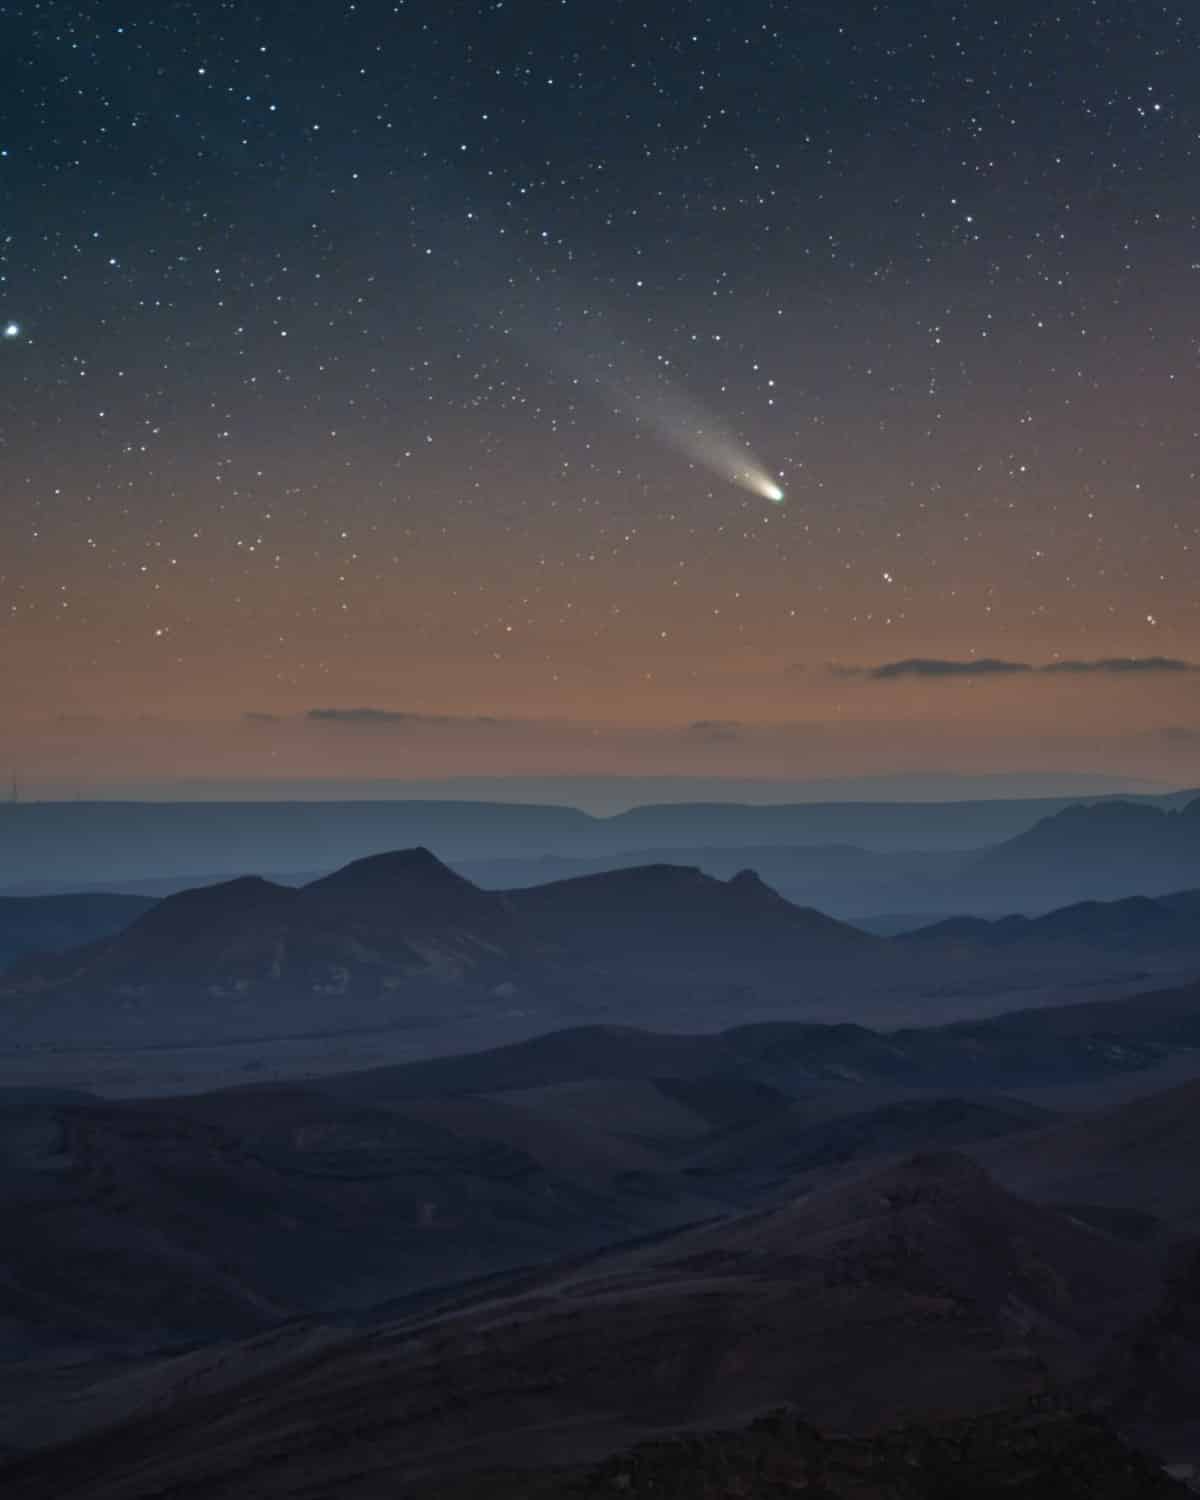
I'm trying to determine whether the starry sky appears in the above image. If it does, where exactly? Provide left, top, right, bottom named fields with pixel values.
left=3, top=0, right=1200, bottom=797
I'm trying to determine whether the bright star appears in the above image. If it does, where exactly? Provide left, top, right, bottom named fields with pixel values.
left=2, top=322, right=20, bottom=339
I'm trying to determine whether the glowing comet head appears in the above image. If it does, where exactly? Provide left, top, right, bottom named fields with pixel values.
left=740, top=468, right=785, bottom=503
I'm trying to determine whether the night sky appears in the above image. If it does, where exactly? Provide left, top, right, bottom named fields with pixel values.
left=3, top=1, right=1199, bottom=795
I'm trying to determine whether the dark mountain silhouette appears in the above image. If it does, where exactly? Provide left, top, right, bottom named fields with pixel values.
left=2, top=852, right=519, bottom=992
left=128, top=874, right=295, bottom=940
left=0, top=1152, right=1163, bottom=1497
left=113, top=849, right=525, bottom=974
left=460, top=843, right=962, bottom=921
left=306, top=845, right=509, bottom=920
left=0, top=853, right=880, bottom=1047
left=904, top=889, right=1200, bottom=954
left=14, top=851, right=879, bottom=988
left=15, top=858, right=1197, bottom=1049
left=300, top=847, right=529, bottom=975
left=21, top=840, right=1200, bottom=1068
left=508, top=862, right=872, bottom=957
left=310, top=1012, right=1163, bottom=1106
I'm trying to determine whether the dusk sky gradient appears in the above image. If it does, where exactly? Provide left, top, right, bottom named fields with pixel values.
left=3, top=1, right=1199, bottom=794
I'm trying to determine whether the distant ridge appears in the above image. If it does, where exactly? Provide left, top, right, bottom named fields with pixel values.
left=962, top=795, right=1200, bottom=905
left=2, top=788, right=1196, bottom=890
left=903, top=887, right=1200, bottom=953
left=0, top=892, right=154, bottom=970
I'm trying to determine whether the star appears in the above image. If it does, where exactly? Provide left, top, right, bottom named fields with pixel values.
left=2, top=322, right=20, bottom=339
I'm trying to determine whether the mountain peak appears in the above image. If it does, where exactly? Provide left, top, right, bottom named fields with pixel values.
left=726, top=866, right=790, bottom=910
left=300, top=848, right=515, bottom=943
left=131, top=875, right=295, bottom=941
left=506, top=860, right=872, bottom=957
left=305, top=847, right=469, bottom=893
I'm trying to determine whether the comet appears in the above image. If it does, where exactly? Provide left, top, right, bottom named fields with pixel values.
left=605, top=367, right=786, bottom=504
left=516, top=301, right=785, bottom=504
left=442, top=207, right=786, bottom=503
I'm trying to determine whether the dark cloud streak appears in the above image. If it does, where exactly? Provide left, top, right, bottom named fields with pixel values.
left=833, top=658, right=1033, bottom=681
left=834, top=656, right=1198, bottom=682
left=306, top=708, right=507, bottom=729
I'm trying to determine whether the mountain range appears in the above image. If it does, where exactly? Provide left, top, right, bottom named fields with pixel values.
left=474, top=794, right=1200, bottom=917
left=4, top=983, right=1200, bottom=1383
left=9, top=862, right=1200, bottom=971
left=0, top=852, right=884, bottom=1049
left=3, top=809, right=1200, bottom=1492
left=4, top=937, right=1200, bottom=1492
left=3, top=788, right=1198, bottom=897
left=9, top=974, right=1200, bottom=1385
left=6, top=846, right=1200, bottom=1070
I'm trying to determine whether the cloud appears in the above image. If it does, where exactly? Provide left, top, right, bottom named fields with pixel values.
left=832, top=658, right=1033, bottom=681
left=306, top=707, right=508, bottom=729
left=243, top=711, right=281, bottom=724
left=1042, top=656, right=1197, bottom=675
left=1161, top=725, right=1200, bottom=746
left=832, top=655, right=1198, bottom=682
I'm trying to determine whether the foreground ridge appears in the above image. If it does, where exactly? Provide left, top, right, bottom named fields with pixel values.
left=421, top=1408, right=1187, bottom=1499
